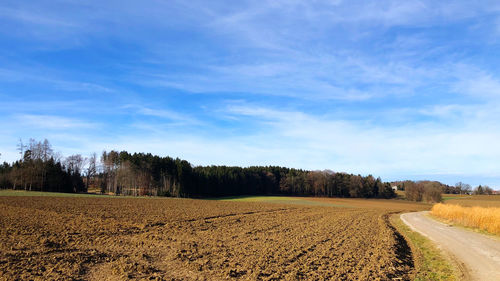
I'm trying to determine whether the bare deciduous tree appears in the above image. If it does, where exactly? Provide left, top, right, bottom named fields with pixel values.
left=65, top=154, right=84, bottom=175
left=85, top=153, right=97, bottom=192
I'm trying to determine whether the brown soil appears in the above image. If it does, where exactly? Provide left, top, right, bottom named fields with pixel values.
left=0, top=196, right=426, bottom=280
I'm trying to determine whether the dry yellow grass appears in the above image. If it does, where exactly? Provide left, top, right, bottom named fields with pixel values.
left=431, top=203, right=500, bottom=236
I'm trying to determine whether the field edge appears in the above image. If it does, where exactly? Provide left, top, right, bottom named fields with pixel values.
left=390, top=214, right=458, bottom=281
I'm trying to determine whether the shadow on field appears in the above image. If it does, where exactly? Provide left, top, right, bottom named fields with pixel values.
left=384, top=213, right=415, bottom=280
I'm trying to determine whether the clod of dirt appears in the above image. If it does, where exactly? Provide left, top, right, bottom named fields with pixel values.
left=41, top=239, right=62, bottom=249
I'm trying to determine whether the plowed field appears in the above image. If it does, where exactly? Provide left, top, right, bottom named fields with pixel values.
left=0, top=196, right=427, bottom=280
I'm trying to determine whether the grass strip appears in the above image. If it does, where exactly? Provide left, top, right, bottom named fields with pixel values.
left=0, top=189, right=165, bottom=199
left=216, top=195, right=352, bottom=207
left=391, top=214, right=457, bottom=281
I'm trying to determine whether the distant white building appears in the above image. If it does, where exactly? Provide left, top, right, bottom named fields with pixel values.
left=391, top=186, right=398, bottom=191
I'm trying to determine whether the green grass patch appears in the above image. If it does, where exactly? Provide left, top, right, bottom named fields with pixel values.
left=391, top=214, right=457, bottom=281
left=214, top=195, right=353, bottom=207
left=0, top=191, right=349, bottom=207
left=0, top=189, right=165, bottom=199
left=441, top=196, right=466, bottom=201
left=0, top=189, right=108, bottom=197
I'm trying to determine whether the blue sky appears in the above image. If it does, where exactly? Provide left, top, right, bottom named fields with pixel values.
left=1, top=1, right=500, bottom=187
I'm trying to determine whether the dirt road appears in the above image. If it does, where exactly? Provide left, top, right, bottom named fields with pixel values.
left=401, top=211, right=500, bottom=281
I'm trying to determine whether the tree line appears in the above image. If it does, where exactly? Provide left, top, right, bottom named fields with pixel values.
left=392, top=181, right=443, bottom=202
left=0, top=139, right=396, bottom=199
left=94, top=150, right=395, bottom=198
left=392, top=180, right=497, bottom=202
left=0, top=139, right=84, bottom=193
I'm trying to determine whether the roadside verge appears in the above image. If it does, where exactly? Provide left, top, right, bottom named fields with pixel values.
left=390, top=214, right=459, bottom=281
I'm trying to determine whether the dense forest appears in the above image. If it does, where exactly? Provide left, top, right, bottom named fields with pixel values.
left=0, top=139, right=396, bottom=199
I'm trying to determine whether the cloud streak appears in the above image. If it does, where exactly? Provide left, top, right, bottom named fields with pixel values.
left=16, top=114, right=98, bottom=129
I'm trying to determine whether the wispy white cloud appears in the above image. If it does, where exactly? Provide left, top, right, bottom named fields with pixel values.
left=223, top=103, right=500, bottom=180
left=121, top=105, right=204, bottom=126
left=139, top=53, right=442, bottom=101
left=16, top=114, right=98, bottom=130
left=2, top=0, right=498, bottom=102
left=0, top=6, right=77, bottom=27
left=0, top=67, right=114, bottom=93
left=452, top=69, right=500, bottom=99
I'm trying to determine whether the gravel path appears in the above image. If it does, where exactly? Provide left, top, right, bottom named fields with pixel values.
left=401, top=211, right=500, bottom=281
